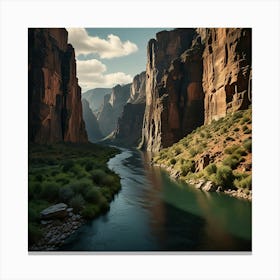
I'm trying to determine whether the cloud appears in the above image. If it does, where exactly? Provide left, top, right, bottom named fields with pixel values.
left=67, top=28, right=138, bottom=59
left=76, top=59, right=132, bottom=91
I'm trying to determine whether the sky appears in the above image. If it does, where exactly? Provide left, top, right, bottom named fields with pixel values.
left=66, top=28, right=172, bottom=92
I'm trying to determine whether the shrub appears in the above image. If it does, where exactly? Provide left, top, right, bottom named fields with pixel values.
left=234, top=174, right=252, bottom=190
left=225, top=136, right=235, bottom=141
left=28, top=181, right=42, bottom=200
left=234, top=147, right=247, bottom=156
left=205, top=163, right=217, bottom=175
left=40, top=181, right=59, bottom=202
left=81, top=204, right=99, bottom=219
left=233, top=127, right=240, bottom=132
left=243, top=139, right=252, bottom=153
left=28, top=223, right=42, bottom=246
left=222, top=155, right=240, bottom=169
left=69, top=194, right=85, bottom=213
left=55, top=173, right=70, bottom=185
left=85, top=161, right=94, bottom=171
left=181, top=160, right=195, bottom=176
left=170, top=158, right=176, bottom=165
left=99, top=196, right=110, bottom=212
left=224, top=145, right=239, bottom=155
left=84, top=187, right=102, bottom=204
left=59, top=185, right=74, bottom=203
left=189, top=148, right=198, bottom=157
left=101, top=174, right=116, bottom=186
left=91, top=169, right=107, bottom=185
left=216, top=166, right=234, bottom=188
left=28, top=207, right=40, bottom=223
left=174, top=147, right=182, bottom=155
left=61, top=159, right=74, bottom=172
left=70, top=179, right=92, bottom=196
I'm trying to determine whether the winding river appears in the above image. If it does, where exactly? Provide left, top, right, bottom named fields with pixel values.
left=59, top=148, right=251, bottom=251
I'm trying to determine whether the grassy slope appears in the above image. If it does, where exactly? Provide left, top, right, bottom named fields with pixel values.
left=153, top=108, right=252, bottom=196
left=28, top=143, right=121, bottom=245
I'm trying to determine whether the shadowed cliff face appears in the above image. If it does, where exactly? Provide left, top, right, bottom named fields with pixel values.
left=114, top=71, right=146, bottom=146
left=28, top=28, right=87, bottom=143
left=199, top=28, right=252, bottom=124
left=140, top=28, right=204, bottom=152
left=97, top=84, right=131, bottom=137
left=81, top=99, right=103, bottom=143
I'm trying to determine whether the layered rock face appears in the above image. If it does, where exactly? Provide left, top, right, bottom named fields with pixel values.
left=97, top=84, right=131, bottom=136
left=28, top=28, right=87, bottom=143
left=200, top=28, right=252, bottom=124
left=114, top=71, right=146, bottom=146
left=141, top=28, right=204, bottom=152
left=81, top=99, right=103, bottom=143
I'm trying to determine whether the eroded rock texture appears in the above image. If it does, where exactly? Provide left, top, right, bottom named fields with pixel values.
left=81, top=99, right=103, bottom=143
left=114, top=71, right=146, bottom=146
left=97, top=84, right=131, bottom=137
left=199, top=28, right=252, bottom=124
left=140, top=28, right=204, bottom=152
left=28, top=28, right=87, bottom=143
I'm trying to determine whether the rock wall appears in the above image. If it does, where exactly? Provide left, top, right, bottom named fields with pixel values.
left=140, top=28, right=204, bottom=152
left=28, top=28, right=87, bottom=143
left=199, top=28, right=252, bottom=124
left=97, top=84, right=131, bottom=136
left=81, top=99, right=103, bottom=143
left=114, top=71, right=146, bottom=146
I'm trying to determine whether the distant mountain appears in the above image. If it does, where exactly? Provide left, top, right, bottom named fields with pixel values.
left=81, top=99, right=103, bottom=143
left=82, top=88, right=111, bottom=115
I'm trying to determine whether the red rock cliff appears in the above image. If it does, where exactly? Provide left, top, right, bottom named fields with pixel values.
left=199, top=28, right=252, bottom=124
left=140, top=28, right=204, bottom=152
left=28, top=28, right=88, bottom=143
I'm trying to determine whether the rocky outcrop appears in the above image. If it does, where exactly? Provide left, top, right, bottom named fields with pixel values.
left=97, top=84, right=131, bottom=137
left=28, top=28, right=87, bottom=143
left=40, top=203, right=68, bottom=220
left=81, top=99, right=103, bottom=142
left=113, top=71, right=146, bottom=146
left=140, top=29, right=204, bottom=152
left=199, top=28, right=252, bottom=124
left=82, top=88, right=111, bottom=116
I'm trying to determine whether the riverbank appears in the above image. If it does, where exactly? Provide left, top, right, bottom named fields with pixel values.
left=152, top=108, right=252, bottom=202
left=28, top=143, right=121, bottom=251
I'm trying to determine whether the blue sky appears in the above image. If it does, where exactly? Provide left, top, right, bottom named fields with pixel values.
left=67, top=28, right=172, bottom=92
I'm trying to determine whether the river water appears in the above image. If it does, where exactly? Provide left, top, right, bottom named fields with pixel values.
left=59, top=148, right=251, bottom=252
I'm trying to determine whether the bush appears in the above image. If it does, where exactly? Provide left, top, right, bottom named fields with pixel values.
left=55, top=173, right=70, bottom=185
left=205, top=163, right=217, bottom=175
left=174, top=147, right=182, bottom=155
left=59, top=185, right=74, bottom=203
left=181, top=160, right=195, bottom=176
left=99, top=196, right=110, bottom=212
left=85, top=161, right=94, bottom=172
left=81, top=204, right=99, bottom=219
left=189, top=148, right=198, bottom=157
left=84, top=187, right=102, bottom=204
left=28, top=181, right=42, bottom=200
left=234, top=175, right=252, bottom=190
left=28, top=207, right=40, bottom=223
left=170, top=158, right=176, bottom=165
left=69, top=194, right=85, bottom=213
left=243, top=139, right=252, bottom=153
left=222, top=155, right=241, bottom=169
left=70, top=179, right=92, bottom=196
left=40, top=181, right=59, bottom=202
left=61, top=159, right=74, bottom=172
left=91, top=169, right=107, bottom=185
left=216, top=166, right=234, bottom=188
left=224, top=145, right=239, bottom=155
left=101, top=174, right=116, bottom=186
left=28, top=223, right=42, bottom=246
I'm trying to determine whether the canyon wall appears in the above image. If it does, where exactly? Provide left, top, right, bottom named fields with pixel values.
left=114, top=71, right=146, bottom=146
left=81, top=99, right=103, bottom=143
left=28, top=28, right=87, bottom=143
left=199, top=28, right=252, bottom=124
left=97, top=84, right=131, bottom=137
left=140, top=28, right=252, bottom=152
left=140, top=28, right=204, bottom=152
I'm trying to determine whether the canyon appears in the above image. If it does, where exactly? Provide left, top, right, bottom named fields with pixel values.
left=28, top=28, right=87, bottom=143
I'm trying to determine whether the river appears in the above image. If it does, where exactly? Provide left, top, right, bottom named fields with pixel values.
left=59, top=148, right=251, bottom=251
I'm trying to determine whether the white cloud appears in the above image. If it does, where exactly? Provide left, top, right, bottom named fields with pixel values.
left=67, top=28, right=138, bottom=59
left=76, top=59, right=132, bottom=91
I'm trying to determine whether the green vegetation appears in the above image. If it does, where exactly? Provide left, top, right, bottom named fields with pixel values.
left=153, top=108, right=252, bottom=192
left=28, top=143, right=121, bottom=246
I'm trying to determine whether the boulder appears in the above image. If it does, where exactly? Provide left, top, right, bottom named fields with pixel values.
left=40, top=203, right=68, bottom=220
left=202, top=181, right=216, bottom=192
